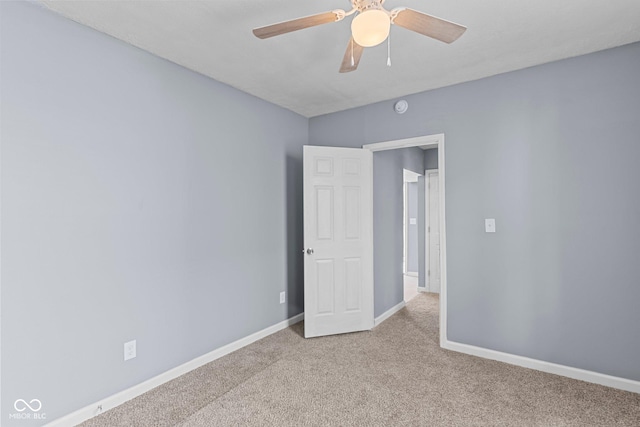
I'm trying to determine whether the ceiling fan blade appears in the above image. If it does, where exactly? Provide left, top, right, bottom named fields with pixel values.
left=253, top=11, right=341, bottom=39
left=392, top=8, right=466, bottom=44
left=339, top=37, right=364, bottom=73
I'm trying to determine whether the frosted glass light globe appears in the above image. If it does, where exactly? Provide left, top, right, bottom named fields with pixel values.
left=351, top=10, right=390, bottom=47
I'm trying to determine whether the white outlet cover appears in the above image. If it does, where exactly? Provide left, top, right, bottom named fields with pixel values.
left=124, top=340, right=136, bottom=361
left=485, top=218, right=496, bottom=233
left=279, top=292, right=286, bottom=304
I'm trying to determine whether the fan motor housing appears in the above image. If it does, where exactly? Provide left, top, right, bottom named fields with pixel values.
left=353, top=0, right=384, bottom=12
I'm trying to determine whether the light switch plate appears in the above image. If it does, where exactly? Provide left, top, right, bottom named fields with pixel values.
left=485, top=218, right=496, bottom=233
left=124, top=340, right=136, bottom=361
left=409, top=218, right=417, bottom=225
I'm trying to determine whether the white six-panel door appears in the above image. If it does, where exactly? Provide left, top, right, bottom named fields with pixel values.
left=303, top=146, right=373, bottom=338
left=427, top=171, right=441, bottom=293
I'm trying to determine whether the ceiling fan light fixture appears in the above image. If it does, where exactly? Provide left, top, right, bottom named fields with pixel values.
left=351, top=9, right=390, bottom=47
left=254, top=3, right=466, bottom=73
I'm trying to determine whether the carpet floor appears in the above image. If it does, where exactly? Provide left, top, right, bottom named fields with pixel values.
left=81, top=293, right=640, bottom=426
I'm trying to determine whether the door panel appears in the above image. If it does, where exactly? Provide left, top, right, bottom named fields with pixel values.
left=316, top=260, right=335, bottom=314
left=315, top=187, right=334, bottom=240
left=303, top=146, right=373, bottom=338
left=344, top=258, right=362, bottom=312
left=344, top=187, right=360, bottom=240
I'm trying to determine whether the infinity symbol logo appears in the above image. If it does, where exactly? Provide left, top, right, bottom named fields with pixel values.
left=14, top=399, right=42, bottom=412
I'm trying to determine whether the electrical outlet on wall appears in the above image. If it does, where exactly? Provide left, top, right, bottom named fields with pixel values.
left=124, top=340, right=136, bottom=361
left=485, top=218, right=496, bottom=233
left=280, top=291, right=286, bottom=304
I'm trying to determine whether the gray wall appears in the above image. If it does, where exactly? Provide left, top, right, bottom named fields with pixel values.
left=373, top=148, right=424, bottom=316
left=1, top=2, right=307, bottom=424
left=310, top=42, right=640, bottom=381
left=406, top=182, right=419, bottom=272
left=424, top=148, right=438, bottom=170
left=3, top=2, right=640, bottom=423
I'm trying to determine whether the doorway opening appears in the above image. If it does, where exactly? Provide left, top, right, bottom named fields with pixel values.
left=363, top=134, right=448, bottom=346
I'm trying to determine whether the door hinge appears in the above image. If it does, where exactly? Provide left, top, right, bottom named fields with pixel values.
left=428, top=269, right=431, bottom=276
left=428, top=226, right=430, bottom=232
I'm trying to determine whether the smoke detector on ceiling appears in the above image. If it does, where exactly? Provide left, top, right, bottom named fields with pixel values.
left=394, top=100, right=408, bottom=114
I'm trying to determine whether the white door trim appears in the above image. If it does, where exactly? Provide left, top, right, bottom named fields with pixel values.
left=425, top=169, right=439, bottom=293
left=364, top=134, right=443, bottom=152
left=403, top=181, right=408, bottom=275
left=403, top=168, right=421, bottom=182
left=363, top=133, right=448, bottom=347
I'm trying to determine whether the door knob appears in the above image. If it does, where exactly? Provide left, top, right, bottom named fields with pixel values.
left=306, top=248, right=314, bottom=255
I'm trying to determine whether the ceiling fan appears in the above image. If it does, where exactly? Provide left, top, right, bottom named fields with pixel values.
left=253, top=0, right=467, bottom=73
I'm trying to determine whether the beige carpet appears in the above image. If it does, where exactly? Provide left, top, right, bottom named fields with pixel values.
left=81, top=294, right=640, bottom=426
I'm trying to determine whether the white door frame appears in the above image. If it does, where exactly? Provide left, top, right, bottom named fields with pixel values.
left=425, top=169, right=439, bottom=292
left=363, top=134, right=448, bottom=347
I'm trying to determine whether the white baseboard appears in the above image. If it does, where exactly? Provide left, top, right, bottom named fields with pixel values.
left=406, top=271, right=418, bottom=277
left=417, top=286, right=427, bottom=292
left=442, top=339, right=640, bottom=394
left=45, top=313, right=305, bottom=427
left=374, top=301, right=406, bottom=327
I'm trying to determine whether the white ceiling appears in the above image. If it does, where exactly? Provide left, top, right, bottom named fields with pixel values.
left=40, top=0, right=640, bottom=118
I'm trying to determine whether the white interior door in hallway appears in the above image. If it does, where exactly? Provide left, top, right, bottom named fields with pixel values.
left=426, top=170, right=441, bottom=293
left=303, top=146, right=374, bottom=338
left=403, top=169, right=421, bottom=277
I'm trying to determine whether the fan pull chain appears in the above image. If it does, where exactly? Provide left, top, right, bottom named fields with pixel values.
left=387, top=32, right=392, bottom=67
left=351, top=38, right=355, bottom=66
